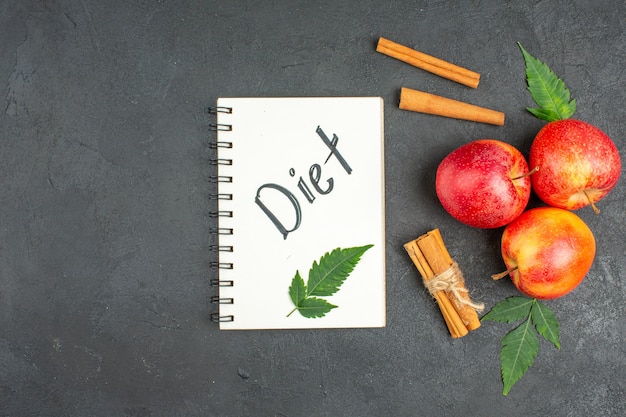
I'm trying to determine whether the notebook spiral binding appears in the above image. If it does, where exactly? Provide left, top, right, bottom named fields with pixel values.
left=208, top=105, right=235, bottom=324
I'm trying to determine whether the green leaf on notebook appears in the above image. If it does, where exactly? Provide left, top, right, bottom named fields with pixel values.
left=287, top=245, right=373, bottom=319
left=307, top=245, right=374, bottom=297
left=518, top=42, right=576, bottom=121
left=296, top=297, right=337, bottom=318
left=288, top=271, right=306, bottom=306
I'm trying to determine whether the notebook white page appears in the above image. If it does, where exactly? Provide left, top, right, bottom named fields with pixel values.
left=213, top=97, right=385, bottom=330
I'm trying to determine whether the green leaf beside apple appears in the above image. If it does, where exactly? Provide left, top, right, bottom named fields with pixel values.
left=427, top=43, right=620, bottom=397
left=519, top=42, right=621, bottom=213
left=518, top=42, right=576, bottom=122
left=482, top=296, right=560, bottom=396
left=482, top=44, right=619, bottom=397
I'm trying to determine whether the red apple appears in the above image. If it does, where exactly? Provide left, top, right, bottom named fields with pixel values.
left=436, top=139, right=532, bottom=228
left=529, top=119, right=621, bottom=213
left=493, top=206, right=596, bottom=299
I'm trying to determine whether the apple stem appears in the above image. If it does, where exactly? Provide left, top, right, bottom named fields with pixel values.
left=583, top=189, right=600, bottom=214
left=511, top=166, right=539, bottom=181
left=491, top=266, right=518, bottom=280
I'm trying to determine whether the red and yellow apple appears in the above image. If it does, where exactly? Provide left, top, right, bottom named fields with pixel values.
left=493, top=206, right=596, bottom=299
left=529, top=119, right=621, bottom=213
left=436, top=139, right=532, bottom=228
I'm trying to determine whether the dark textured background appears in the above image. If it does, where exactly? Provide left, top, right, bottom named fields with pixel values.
left=1, top=1, right=624, bottom=416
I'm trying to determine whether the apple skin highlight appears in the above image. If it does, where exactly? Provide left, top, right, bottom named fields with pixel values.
left=529, top=119, right=621, bottom=212
left=436, top=139, right=531, bottom=229
left=500, top=207, right=596, bottom=299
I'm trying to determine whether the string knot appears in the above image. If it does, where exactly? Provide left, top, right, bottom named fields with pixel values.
left=424, top=262, right=484, bottom=312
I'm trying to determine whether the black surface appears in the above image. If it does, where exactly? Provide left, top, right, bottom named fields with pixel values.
left=1, top=1, right=625, bottom=416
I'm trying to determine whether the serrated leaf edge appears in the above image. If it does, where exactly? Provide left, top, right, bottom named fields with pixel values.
left=484, top=296, right=562, bottom=395
left=531, top=300, right=561, bottom=349
left=501, top=317, right=539, bottom=396
left=287, top=244, right=373, bottom=319
left=481, top=296, right=534, bottom=323
left=307, top=245, right=373, bottom=297
left=518, top=42, right=576, bottom=121
left=289, top=271, right=306, bottom=305
left=296, top=297, right=337, bottom=318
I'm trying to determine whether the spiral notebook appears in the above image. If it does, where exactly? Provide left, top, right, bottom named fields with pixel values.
left=209, top=97, right=385, bottom=330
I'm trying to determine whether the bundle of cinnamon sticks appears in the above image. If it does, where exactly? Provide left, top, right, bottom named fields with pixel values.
left=376, top=36, right=505, bottom=126
left=404, top=229, right=484, bottom=338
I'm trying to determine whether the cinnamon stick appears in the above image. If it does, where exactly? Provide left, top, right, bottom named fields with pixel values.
left=404, top=229, right=484, bottom=337
left=399, top=87, right=505, bottom=126
left=376, top=37, right=480, bottom=88
left=404, top=239, right=468, bottom=338
left=417, top=229, right=482, bottom=331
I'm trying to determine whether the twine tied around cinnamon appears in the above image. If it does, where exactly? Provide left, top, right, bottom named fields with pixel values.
left=423, top=262, right=485, bottom=313
left=404, top=229, right=484, bottom=338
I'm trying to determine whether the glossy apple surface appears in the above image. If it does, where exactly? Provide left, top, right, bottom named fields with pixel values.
left=529, top=119, right=621, bottom=212
left=436, top=139, right=531, bottom=228
left=498, top=206, right=595, bottom=299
